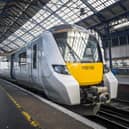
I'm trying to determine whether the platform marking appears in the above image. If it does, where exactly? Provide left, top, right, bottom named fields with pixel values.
left=0, top=85, right=41, bottom=129
left=22, top=111, right=40, bottom=128
left=2, top=79, right=106, bottom=129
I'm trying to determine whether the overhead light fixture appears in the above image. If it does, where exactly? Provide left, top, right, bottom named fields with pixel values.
left=113, top=21, right=129, bottom=30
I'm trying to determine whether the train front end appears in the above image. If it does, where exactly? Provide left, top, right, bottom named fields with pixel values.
left=52, top=25, right=118, bottom=105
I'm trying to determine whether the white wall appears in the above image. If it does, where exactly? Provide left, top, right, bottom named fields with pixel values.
left=106, top=45, right=129, bottom=59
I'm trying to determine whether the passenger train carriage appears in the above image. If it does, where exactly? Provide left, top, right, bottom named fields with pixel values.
left=0, top=24, right=118, bottom=114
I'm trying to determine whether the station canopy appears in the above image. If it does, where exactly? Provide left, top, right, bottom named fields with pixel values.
left=0, top=0, right=127, bottom=54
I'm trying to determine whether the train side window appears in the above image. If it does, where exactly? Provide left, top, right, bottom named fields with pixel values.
left=33, top=44, right=37, bottom=69
left=19, top=52, right=27, bottom=65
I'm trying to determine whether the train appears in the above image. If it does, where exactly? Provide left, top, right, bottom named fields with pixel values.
left=112, top=67, right=129, bottom=75
left=0, top=24, right=118, bottom=111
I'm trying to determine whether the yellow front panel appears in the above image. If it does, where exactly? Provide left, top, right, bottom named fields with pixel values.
left=66, top=63, right=103, bottom=86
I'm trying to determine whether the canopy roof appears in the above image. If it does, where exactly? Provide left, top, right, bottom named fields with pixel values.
left=0, top=0, right=126, bottom=54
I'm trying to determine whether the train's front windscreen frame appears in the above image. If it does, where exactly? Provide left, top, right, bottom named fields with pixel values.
left=53, top=30, right=102, bottom=63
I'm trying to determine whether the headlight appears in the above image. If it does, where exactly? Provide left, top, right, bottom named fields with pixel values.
left=104, top=64, right=110, bottom=73
left=52, top=65, right=69, bottom=75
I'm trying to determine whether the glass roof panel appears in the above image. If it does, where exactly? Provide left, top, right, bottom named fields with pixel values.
left=13, top=39, right=26, bottom=46
left=2, top=41, right=8, bottom=45
left=30, top=27, right=43, bottom=37
left=0, top=44, right=3, bottom=47
left=21, top=34, right=33, bottom=42
left=15, top=29, right=25, bottom=36
left=8, top=43, right=18, bottom=49
left=2, top=46, right=12, bottom=51
left=87, top=0, right=118, bottom=11
left=0, top=0, right=118, bottom=53
left=22, top=21, right=36, bottom=31
left=55, top=0, right=93, bottom=23
left=8, top=35, right=17, bottom=41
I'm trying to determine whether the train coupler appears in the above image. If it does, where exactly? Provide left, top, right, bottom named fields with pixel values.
left=80, top=86, right=109, bottom=104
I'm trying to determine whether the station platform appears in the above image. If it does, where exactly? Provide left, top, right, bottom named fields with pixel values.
left=115, top=75, right=129, bottom=100
left=117, top=84, right=129, bottom=101
left=0, top=78, right=104, bottom=129
left=0, top=82, right=36, bottom=129
left=116, top=75, right=129, bottom=85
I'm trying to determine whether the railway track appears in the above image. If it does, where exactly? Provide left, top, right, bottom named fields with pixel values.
left=112, top=99, right=129, bottom=106
left=87, top=104, right=129, bottom=129
left=111, top=99, right=129, bottom=111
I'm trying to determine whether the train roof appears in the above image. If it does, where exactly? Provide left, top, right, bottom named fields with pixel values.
left=50, top=24, right=88, bottom=33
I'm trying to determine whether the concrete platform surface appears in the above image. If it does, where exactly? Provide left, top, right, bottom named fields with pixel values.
left=0, top=78, right=105, bottom=129
left=0, top=84, right=37, bottom=129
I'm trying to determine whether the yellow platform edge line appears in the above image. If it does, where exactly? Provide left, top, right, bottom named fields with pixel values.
left=0, top=86, right=42, bottom=129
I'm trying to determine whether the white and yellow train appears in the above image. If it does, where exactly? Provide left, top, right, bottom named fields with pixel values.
left=0, top=24, right=118, bottom=108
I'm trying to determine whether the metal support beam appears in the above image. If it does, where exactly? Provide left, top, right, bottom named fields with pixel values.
left=87, top=9, right=129, bottom=30
left=0, top=0, right=34, bottom=43
left=81, top=0, right=105, bottom=22
left=7, top=37, right=22, bottom=47
left=2, top=43, right=13, bottom=50
left=118, top=1, right=127, bottom=11
left=7, top=0, right=71, bottom=42
left=45, top=5, right=68, bottom=24
left=5, top=13, right=36, bottom=38
left=0, top=23, right=27, bottom=45
left=39, top=0, right=68, bottom=24
left=104, top=24, right=112, bottom=69
left=16, top=0, right=49, bottom=8
left=0, top=0, right=15, bottom=2
left=0, top=47, right=7, bottom=52
left=15, top=3, right=46, bottom=30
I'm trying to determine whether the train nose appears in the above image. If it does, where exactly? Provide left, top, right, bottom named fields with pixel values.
left=66, top=63, right=103, bottom=86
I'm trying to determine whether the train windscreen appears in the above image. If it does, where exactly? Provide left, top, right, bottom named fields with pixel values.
left=54, top=31, right=101, bottom=63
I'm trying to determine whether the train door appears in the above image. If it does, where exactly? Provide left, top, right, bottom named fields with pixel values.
left=27, top=46, right=32, bottom=84
left=31, top=43, right=40, bottom=88
left=37, top=39, right=45, bottom=90
left=10, top=54, right=16, bottom=79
